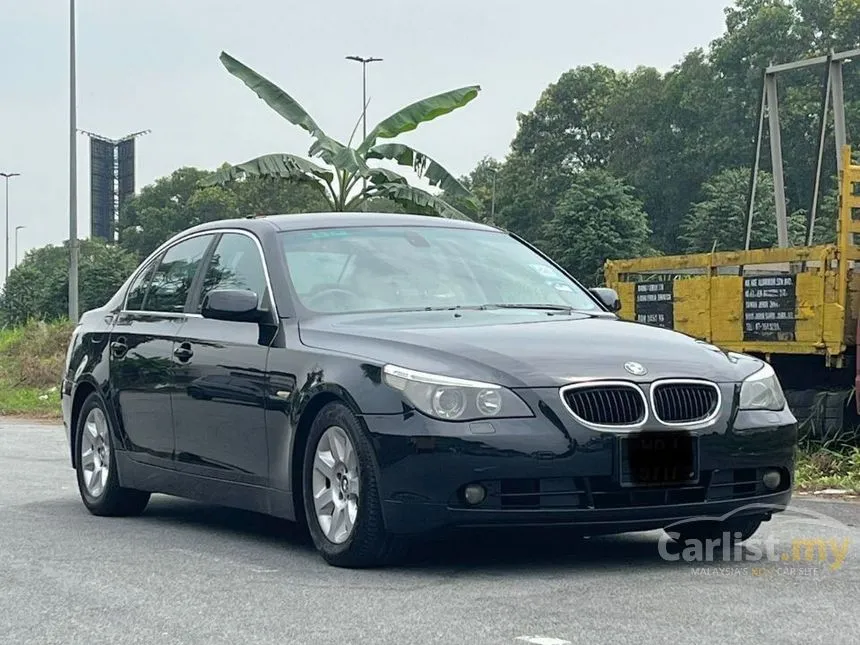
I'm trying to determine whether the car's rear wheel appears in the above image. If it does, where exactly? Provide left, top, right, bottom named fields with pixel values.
left=665, top=515, right=764, bottom=547
left=75, top=393, right=150, bottom=517
left=302, top=401, right=405, bottom=568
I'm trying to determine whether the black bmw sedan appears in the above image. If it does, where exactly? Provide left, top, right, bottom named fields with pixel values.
left=61, top=212, right=797, bottom=567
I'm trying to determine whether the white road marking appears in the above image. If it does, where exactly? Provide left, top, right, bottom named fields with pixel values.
left=515, top=637, right=572, bottom=645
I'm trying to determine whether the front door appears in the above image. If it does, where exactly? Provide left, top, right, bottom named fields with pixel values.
left=109, top=234, right=216, bottom=467
left=171, top=231, right=273, bottom=485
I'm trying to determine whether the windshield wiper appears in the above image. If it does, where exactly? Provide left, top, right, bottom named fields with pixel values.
left=419, top=305, right=492, bottom=312
left=386, top=304, right=579, bottom=314
left=482, top=303, right=575, bottom=313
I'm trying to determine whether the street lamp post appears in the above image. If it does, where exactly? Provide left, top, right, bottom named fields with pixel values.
left=345, top=55, right=383, bottom=143
left=345, top=55, right=382, bottom=209
left=1, top=171, right=21, bottom=283
left=69, top=0, right=79, bottom=322
left=14, top=225, right=25, bottom=267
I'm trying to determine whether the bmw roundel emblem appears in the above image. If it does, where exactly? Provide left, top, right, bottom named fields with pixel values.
left=624, top=361, right=648, bottom=376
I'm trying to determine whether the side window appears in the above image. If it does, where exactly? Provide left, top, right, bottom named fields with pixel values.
left=145, top=235, right=214, bottom=313
left=124, top=262, right=155, bottom=311
left=196, top=233, right=268, bottom=311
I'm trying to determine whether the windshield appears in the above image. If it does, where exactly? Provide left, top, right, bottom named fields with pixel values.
left=279, top=225, right=600, bottom=314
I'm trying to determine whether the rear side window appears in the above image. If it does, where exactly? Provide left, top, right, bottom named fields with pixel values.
left=145, top=235, right=214, bottom=313
left=196, top=233, right=268, bottom=311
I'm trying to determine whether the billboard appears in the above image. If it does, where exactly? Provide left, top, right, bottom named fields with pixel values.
left=117, top=138, right=135, bottom=213
left=90, top=138, right=115, bottom=241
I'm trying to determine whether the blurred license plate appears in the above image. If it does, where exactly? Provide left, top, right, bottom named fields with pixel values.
left=620, top=432, right=697, bottom=486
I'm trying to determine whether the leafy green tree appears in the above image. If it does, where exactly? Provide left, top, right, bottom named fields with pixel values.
left=118, top=166, right=331, bottom=259
left=203, top=52, right=481, bottom=219
left=479, top=0, right=860, bottom=255
left=679, top=168, right=807, bottom=253
left=441, top=157, right=501, bottom=224
left=537, top=170, right=654, bottom=286
left=0, top=239, right=139, bottom=326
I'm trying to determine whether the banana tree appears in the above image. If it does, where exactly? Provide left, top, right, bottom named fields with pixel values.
left=202, top=52, right=481, bottom=220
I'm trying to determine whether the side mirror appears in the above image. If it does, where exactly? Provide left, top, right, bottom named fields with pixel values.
left=201, top=289, right=262, bottom=323
left=590, top=287, right=621, bottom=312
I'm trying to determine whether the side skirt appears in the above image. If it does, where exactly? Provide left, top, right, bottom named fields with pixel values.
left=115, top=451, right=295, bottom=521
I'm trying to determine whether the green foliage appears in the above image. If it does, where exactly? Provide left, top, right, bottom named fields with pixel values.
left=795, top=444, right=860, bottom=493
left=680, top=168, right=807, bottom=252
left=204, top=51, right=480, bottom=218
left=536, top=170, right=654, bottom=286
left=478, top=0, right=860, bottom=258
left=0, top=239, right=139, bottom=327
left=442, top=157, right=502, bottom=224
left=0, top=320, right=74, bottom=417
left=118, top=166, right=330, bottom=258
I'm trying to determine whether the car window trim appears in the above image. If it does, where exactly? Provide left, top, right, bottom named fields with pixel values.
left=120, top=228, right=280, bottom=320
left=131, top=234, right=216, bottom=315
left=186, top=232, right=223, bottom=314
left=124, top=258, right=158, bottom=313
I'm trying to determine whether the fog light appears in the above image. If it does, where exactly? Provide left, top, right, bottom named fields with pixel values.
left=762, top=469, right=781, bottom=491
left=463, top=484, right=487, bottom=506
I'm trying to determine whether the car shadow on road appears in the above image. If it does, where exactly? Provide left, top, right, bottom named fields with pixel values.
left=138, top=496, right=686, bottom=574
left=402, top=528, right=674, bottom=574
left=35, top=494, right=734, bottom=575
left=139, top=495, right=316, bottom=552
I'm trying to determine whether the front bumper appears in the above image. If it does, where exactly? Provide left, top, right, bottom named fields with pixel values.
left=363, top=388, right=797, bottom=536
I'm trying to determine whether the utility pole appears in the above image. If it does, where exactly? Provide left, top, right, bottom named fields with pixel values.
left=14, top=225, right=25, bottom=267
left=1, top=171, right=21, bottom=283
left=69, top=0, right=79, bottom=322
left=345, top=55, right=382, bottom=209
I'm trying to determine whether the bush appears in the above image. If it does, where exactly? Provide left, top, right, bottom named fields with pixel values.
left=0, top=320, right=76, bottom=389
left=0, top=319, right=75, bottom=417
left=0, top=239, right=138, bottom=326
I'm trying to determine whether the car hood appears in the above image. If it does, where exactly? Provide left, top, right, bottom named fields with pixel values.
left=297, top=310, right=759, bottom=387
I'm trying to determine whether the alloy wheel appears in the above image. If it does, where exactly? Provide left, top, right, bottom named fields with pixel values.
left=312, top=425, right=360, bottom=544
left=80, top=407, right=111, bottom=498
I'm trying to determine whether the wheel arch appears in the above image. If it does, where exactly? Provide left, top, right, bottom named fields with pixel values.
left=69, top=380, right=117, bottom=468
left=290, top=388, right=378, bottom=525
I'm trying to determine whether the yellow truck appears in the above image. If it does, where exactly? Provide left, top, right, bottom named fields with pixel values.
left=604, top=50, right=860, bottom=435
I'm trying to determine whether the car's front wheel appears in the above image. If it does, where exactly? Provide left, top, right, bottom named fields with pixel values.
left=302, top=401, right=405, bottom=568
left=75, top=393, right=150, bottom=517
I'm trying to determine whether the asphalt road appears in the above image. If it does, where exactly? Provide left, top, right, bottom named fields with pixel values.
left=1, top=419, right=859, bottom=645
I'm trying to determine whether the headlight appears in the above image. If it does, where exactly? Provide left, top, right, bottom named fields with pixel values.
left=739, top=361, right=786, bottom=411
left=382, top=364, right=533, bottom=421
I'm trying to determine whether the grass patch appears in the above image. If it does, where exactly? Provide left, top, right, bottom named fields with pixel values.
left=0, top=320, right=75, bottom=418
left=795, top=443, right=860, bottom=494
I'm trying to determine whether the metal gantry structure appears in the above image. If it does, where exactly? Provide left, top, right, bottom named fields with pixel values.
left=746, top=48, right=860, bottom=250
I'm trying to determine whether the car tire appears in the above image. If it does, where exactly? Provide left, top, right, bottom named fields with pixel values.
left=75, top=393, right=150, bottom=517
left=665, top=515, right=764, bottom=546
left=302, top=401, right=406, bottom=568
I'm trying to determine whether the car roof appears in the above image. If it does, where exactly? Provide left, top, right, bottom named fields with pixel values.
left=186, top=211, right=500, bottom=235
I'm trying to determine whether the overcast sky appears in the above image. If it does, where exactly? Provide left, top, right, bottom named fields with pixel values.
left=0, top=0, right=731, bottom=272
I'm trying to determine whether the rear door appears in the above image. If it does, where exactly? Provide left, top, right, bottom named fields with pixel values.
left=171, top=231, right=274, bottom=485
left=109, top=234, right=216, bottom=467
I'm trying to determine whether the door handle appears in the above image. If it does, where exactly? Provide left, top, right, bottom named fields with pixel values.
left=174, top=343, right=194, bottom=361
